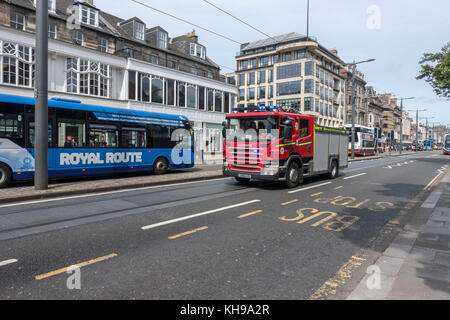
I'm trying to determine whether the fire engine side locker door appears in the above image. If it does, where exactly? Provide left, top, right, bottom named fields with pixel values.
left=313, top=126, right=330, bottom=173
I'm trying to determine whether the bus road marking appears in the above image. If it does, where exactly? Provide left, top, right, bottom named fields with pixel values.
left=35, top=253, right=117, bottom=280
left=0, top=259, right=18, bottom=267
left=281, top=200, right=298, bottom=206
left=311, top=192, right=323, bottom=197
left=238, top=210, right=263, bottom=219
left=168, top=226, right=208, bottom=240
left=344, top=173, right=367, bottom=180
left=142, top=200, right=261, bottom=230
left=288, top=182, right=332, bottom=194
left=334, top=186, right=343, bottom=190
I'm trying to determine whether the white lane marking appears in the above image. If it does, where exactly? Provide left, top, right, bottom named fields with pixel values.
left=0, top=259, right=18, bottom=267
left=344, top=173, right=367, bottom=180
left=141, top=200, right=261, bottom=230
left=288, top=182, right=332, bottom=194
left=0, top=177, right=231, bottom=209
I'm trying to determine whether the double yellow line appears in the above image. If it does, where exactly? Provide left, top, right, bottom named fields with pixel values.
left=424, top=172, right=444, bottom=191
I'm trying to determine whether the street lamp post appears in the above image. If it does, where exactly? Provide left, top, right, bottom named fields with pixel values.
left=347, top=59, right=376, bottom=159
left=35, top=0, right=49, bottom=190
left=399, top=97, right=414, bottom=155
left=408, top=108, right=427, bottom=151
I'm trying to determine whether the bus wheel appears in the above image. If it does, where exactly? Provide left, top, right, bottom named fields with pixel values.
left=328, top=160, right=339, bottom=179
left=284, top=162, right=300, bottom=188
left=0, top=163, right=12, bottom=188
left=154, top=158, right=169, bottom=175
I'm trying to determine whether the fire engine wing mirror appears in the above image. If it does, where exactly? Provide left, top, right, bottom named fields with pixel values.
left=222, top=121, right=228, bottom=138
left=282, top=119, right=293, bottom=140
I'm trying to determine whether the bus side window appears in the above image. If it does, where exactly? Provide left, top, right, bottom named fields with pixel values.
left=28, top=120, right=53, bottom=147
left=58, top=120, right=86, bottom=148
left=300, top=119, right=309, bottom=138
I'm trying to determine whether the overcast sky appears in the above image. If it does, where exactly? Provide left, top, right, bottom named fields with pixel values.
left=96, top=0, right=450, bottom=126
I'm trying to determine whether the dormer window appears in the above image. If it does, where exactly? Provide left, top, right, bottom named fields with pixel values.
left=189, top=43, right=206, bottom=60
left=157, top=31, right=168, bottom=49
left=134, top=21, right=145, bottom=41
left=79, top=4, right=99, bottom=27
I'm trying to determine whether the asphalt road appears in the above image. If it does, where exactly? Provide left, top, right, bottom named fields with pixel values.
left=0, top=151, right=448, bottom=300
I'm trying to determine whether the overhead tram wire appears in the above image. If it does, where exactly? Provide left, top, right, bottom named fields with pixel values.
left=130, top=0, right=242, bottom=45
left=201, top=0, right=279, bottom=44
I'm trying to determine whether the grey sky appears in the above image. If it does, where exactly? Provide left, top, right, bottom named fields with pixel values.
left=96, top=0, right=450, bottom=126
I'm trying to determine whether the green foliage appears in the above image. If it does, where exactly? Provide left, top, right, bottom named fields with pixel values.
left=416, top=43, right=450, bottom=99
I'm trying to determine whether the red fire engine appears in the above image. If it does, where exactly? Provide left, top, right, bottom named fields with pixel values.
left=222, top=106, right=349, bottom=188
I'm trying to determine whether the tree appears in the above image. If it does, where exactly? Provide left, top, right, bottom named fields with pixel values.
left=416, top=43, right=450, bottom=99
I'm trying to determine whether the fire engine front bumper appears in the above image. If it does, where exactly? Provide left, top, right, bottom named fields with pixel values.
left=222, top=166, right=287, bottom=181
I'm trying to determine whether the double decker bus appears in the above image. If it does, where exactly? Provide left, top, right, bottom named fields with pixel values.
left=423, top=139, right=433, bottom=151
left=344, top=124, right=376, bottom=156
left=0, top=94, right=194, bottom=188
left=444, top=135, right=450, bottom=155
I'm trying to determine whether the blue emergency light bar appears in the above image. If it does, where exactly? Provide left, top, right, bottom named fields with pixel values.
left=233, top=106, right=279, bottom=112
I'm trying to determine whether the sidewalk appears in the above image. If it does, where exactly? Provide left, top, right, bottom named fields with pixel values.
left=348, top=151, right=417, bottom=162
left=0, top=165, right=223, bottom=205
left=347, top=168, right=450, bottom=300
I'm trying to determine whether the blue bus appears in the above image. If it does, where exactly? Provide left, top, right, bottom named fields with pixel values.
left=444, top=134, right=450, bottom=155
left=423, top=139, right=433, bottom=151
left=0, top=94, right=194, bottom=188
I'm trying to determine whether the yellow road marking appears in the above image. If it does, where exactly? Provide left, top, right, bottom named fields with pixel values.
left=424, top=172, right=443, bottom=190
left=35, top=253, right=117, bottom=280
left=238, top=210, right=263, bottom=219
left=334, top=186, right=343, bottom=190
left=311, top=192, right=323, bottom=197
left=168, top=226, right=208, bottom=240
left=281, top=200, right=298, bottom=206
left=309, top=252, right=366, bottom=300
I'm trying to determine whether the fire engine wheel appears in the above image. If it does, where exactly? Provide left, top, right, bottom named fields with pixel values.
left=328, top=160, right=339, bottom=179
left=235, top=177, right=251, bottom=184
left=0, top=163, right=12, bottom=188
left=284, top=162, right=301, bottom=188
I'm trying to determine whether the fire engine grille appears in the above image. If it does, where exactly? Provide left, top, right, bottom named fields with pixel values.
left=227, top=142, right=267, bottom=172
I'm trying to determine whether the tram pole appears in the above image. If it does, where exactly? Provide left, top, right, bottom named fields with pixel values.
left=35, top=0, right=48, bottom=190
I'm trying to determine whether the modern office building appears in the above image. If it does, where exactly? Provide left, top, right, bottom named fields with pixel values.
left=228, top=32, right=346, bottom=128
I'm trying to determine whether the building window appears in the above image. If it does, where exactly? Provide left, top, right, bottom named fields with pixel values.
left=10, top=12, right=25, bottom=30
left=260, top=56, right=269, bottom=67
left=158, top=31, right=168, bottom=49
left=238, top=74, right=245, bottom=86
left=277, top=64, right=301, bottom=80
left=72, top=30, right=83, bottom=45
left=304, top=79, right=313, bottom=93
left=177, top=82, right=186, bottom=107
left=250, top=58, right=257, bottom=68
left=247, top=72, right=255, bottom=85
left=258, top=70, right=266, bottom=83
left=191, top=66, right=197, bottom=75
left=166, top=79, right=175, bottom=106
left=189, top=43, right=206, bottom=59
left=277, top=99, right=301, bottom=112
left=48, top=23, right=57, bottom=39
left=240, top=60, right=248, bottom=70
left=304, top=97, right=313, bottom=111
left=268, top=69, right=273, bottom=83
left=215, top=91, right=223, bottom=112
left=150, top=54, right=158, bottom=64
left=238, top=89, right=245, bottom=101
left=294, top=50, right=306, bottom=60
left=172, top=60, right=179, bottom=70
left=258, top=86, right=266, bottom=100
left=0, top=42, right=34, bottom=88
left=272, top=54, right=279, bottom=64
left=305, top=61, right=314, bottom=76
left=97, top=38, right=108, bottom=53
left=268, top=85, right=273, bottom=98
left=282, top=52, right=291, bottom=62
left=134, top=22, right=145, bottom=40
left=224, top=93, right=230, bottom=114
left=248, top=88, right=255, bottom=100
left=277, top=81, right=302, bottom=96
left=66, top=58, right=110, bottom=97
left=79, top=5, right=98, bottom=27
left=207, top=89, right=214, bottom=111
left=152, top=77, right=164, bottom=104
left=198, top=86, right=205, bottom=110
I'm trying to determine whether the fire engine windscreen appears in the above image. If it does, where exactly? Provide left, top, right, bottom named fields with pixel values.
left=226, top=116, right=279, bottom=142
